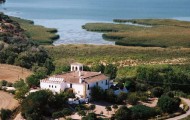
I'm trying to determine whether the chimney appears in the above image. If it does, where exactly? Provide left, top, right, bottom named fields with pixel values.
left=79, top=77, right=83, bottom=83
left=79, top=71, right=81, bottom=76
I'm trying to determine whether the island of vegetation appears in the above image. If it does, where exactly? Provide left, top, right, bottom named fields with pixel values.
left=83, top=19, right=190, bottom=47
left=1, top=12, right=190, bottom=120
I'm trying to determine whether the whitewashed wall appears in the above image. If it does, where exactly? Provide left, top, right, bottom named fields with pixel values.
left=86, top=79, right=109, bottom=98
left=40, top=82, right=65, bottom=93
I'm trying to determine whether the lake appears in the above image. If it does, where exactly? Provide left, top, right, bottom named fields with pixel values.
left=1, top=0, right=190, bottom=45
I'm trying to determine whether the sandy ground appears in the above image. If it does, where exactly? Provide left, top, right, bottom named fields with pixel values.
left=0, top=91, right=19, bottom=110
left=14, top=113, right=25, bottom=120
left=0, top=64, right=32, bottom=83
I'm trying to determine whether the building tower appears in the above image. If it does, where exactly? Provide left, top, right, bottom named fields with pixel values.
left=71, top=63, right=83, bottom=72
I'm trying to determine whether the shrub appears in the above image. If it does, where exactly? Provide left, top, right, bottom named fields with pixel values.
left=105, top=89, right=117, bottom=103
left=116, top=92, right=128, bottom=103
left=165, top=91, right=174, bottom=98
left=52, top=108, right=72, bottom=118
left=82, top=113, right=97, bottom=120
left=112, top=104, right=118, bottom=111
left=157, top=96, right=180, bottom=113
left=0, top=109, right=12, bottom=120
left=127, top=93, right=139, bottom=105
left=78, top=110, right=86, bottom=117
left=90, top=86, right=104, bottom=101
left=115, top=106, right=131, bottom=120
left=130, top=105, right=157, bottom=120
left=88, top=104, right=96, bottom=112
left=151, top=87, right=164, bottom=97
left=0, top=80, right=7, bottom=86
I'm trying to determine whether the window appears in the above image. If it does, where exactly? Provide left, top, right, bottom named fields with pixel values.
left=55, top=86, right=56, bottom=88
left=106, top=80, right=108, bottom=85
left=102, top=81, right=103, bottom=84
left=52, top=85, right=53, bottom=88
left=87, top=84, right=90, bottom=90
left=49, top=85, right=51, bottom=88
left=70, top=84, right=72, bottom=88
left=96, top=82, right=98, bottom=86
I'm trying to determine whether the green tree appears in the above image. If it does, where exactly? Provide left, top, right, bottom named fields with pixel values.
left=104, top=64, right=117, bottom=79
left=26, top=72, right=46, bottom=88
left=82, top=113, right=98, bottom=120
left=105, top=106, right=112, bottom=115
left=0, top=109, right=12, bottom=120
left=92, top=64, right=105, bottom=73
left=106, top=89, right=116, bottom=103
left=112, top=104, right=118, bottom=112
left=78, top=110, right=86, bottom=117
left=48, top=92, right=68, bottom=109
left=124, top=79, right=136, bottom=91
left=44, top=58, right=55, bottom=74
left=89, top=104, right=96, bottom=112
left=116, top=92, right=128, bottom=103
left=151, top=87, right=164, bottom=97
left=0, top=80, right=7, bottom=86
left=115, top=106, right=131, bottom=120
left=21, top=90, right=53, bottom=119
left=157, top=96, right=180, bottom=113
left=52, top=108, right=72, bottom=118
left=130, top=105, right=157, bottom=120
left=13, top=79, right=29, bottom=101
left=90, top=86, right=104, bottom=101
left=127, top=93, right=139, bottom=105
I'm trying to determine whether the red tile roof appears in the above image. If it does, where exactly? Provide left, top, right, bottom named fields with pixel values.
left=45, top=71, right=108, bottom=84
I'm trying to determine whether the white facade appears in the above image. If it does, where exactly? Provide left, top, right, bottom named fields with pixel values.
left=40, top=63, right=109, bottom=99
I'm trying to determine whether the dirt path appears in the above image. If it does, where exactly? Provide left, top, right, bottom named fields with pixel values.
left=167, top=98, right=190, bottom=120
left=14, top=113, right=25, bottom=120
left=0, top=91, right=19, bottom=110
left=0, top=64, right=32, bottom=83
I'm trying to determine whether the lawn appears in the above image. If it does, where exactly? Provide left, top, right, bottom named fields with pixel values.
left=82, top=19, right=190, bottom=47
left=10, top=17, right=59, bottom=44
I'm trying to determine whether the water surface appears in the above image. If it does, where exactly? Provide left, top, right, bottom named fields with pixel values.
left=1, top=0, right=190, bottom=45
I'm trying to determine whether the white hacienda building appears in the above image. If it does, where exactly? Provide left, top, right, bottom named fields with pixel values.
left=40, top=63, right=109, bottom=99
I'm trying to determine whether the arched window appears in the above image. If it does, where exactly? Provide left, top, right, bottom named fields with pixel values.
left=75, top=67, right=78, bottom=71
left=87, top=84, right=90, bottom=90
left=80, top=67, right=82, bottom=71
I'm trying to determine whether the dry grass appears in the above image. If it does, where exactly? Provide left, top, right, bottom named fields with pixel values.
left=0, top=64, right=32, bottom=83
left=0, top=91, right=19, bottom=110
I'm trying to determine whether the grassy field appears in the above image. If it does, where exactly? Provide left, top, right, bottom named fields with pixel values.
left=83, top=19, right=190, bottom=47
left=10, top=17, right=59, bottom=44
left=45, top=44, right=190, bottom=66
left=0, top=64, right=32, bottom=83
left=0, top=91, right=19, bottom=110
left=45, top=44, right=190, bottom=78
left=113, top=19, right=190, bottom=27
